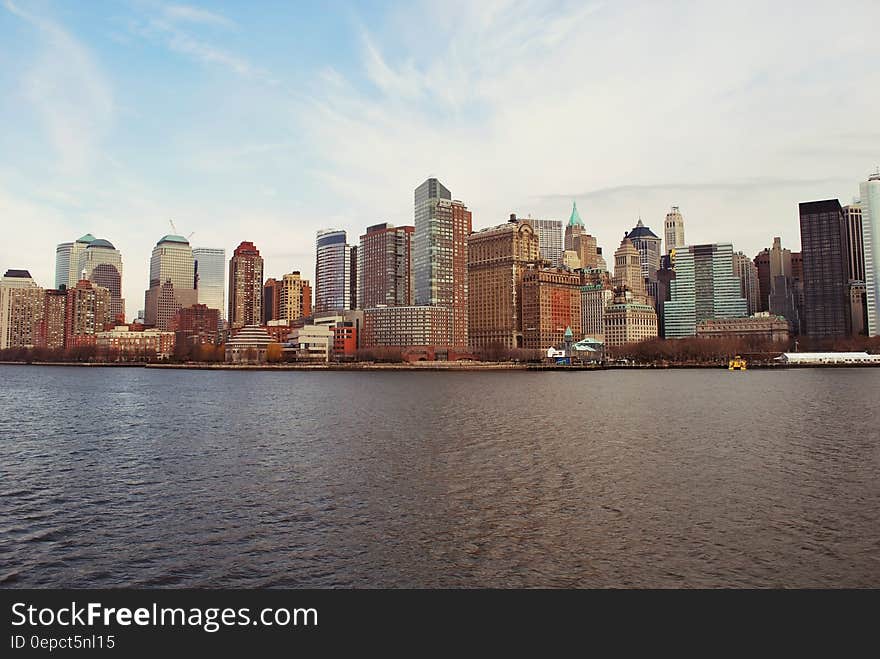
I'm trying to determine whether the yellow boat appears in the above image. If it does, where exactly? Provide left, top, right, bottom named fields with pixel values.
left=728, top=355, right=747, bottom=371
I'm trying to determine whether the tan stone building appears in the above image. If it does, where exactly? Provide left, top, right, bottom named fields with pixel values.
left=695, top=313, right=791, bottom=342
left=613, top=237, right=647, bottom=300
left=0, top=269, right=44, bottom=349
left=603, top=292, right=658, bottom=347
left=521, top=268, right=583, bottom=349
left=467, top=216, right=540, bottom=350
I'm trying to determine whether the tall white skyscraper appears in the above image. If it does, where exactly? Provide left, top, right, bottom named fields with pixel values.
left=861, top=171, right=880, bottom=336
left=664, top=206, right=686, bottom=255
left=530, top=218, right=563, bottom=267
left=55, top=233, right=95, bottom=289
left=315, top=229, right=354, bottom=314
left=193, top=247, right=226, bottom=320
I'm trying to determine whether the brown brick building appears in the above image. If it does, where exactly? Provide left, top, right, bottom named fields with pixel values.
left=467, top=215, right=540, bottom=350
left=521, top=268, right=583, bottom=349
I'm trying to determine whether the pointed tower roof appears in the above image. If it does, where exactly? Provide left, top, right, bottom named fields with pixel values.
left=568, top=201, right=584, bottom=227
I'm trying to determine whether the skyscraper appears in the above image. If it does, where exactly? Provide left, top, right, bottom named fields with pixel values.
left=860, top=171, right=880, bottom=336
left=843, top=203, right=865, bottom=283
left=144, top=234, right=197, bottom=330
left=315, top=229, right=354, bottom=314
left=765, top=237, right=801, bottom=332
left=531, top=218, right=563, bottom=267
left=228, top=241, right=264, bottom=329
left=564, top=201, right=585, bottom=252
left=799, top=199, right=851, bottom=339
left=0, top=270, right=43, bottom=349
left=467, top=215, right=540, bottom=350
left=358, top=223, right=414, bottom=309
left=55, top=233, right=95, bottom=289
left=625, top=219, right=662, bottom=283
left=664, top=243, right=748, bottom=338
left=732, top=251, right=761, bottom=315
left=193, top=247, right=226, bottom=320
left=64, top=279, right=111, bottom=348
left=413, top=178, right=472, bottom=347
left=664, top=206, right=685, bottom=254
left=279, top=272, right=312, bottom=322
left=612, top=237, right=646, bottom=299
left=79, top=238, right=124, bottom=321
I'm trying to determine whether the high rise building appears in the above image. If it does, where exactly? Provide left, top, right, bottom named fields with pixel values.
left=0, top=270, right=44, bottom=350
left=843, top=203, right=865, bottom=283
left=144, top=234, right=197, bottom=330
left=358, top=223, right=414, bottom=309
left=36, top=288, right=67, bottom=350
left=171, top=304, right=221, bottom=345
left=262, top=278, right=281, bottom=324
left=531, top=218, right=563, bottom=267
left=732, top=251, right=761, bottom=315
left=467, top=215, right=540, bottom=350
left=279, top=272, right=312, bottom=322
left=625, top=219, right=662, bottom=283
left=521, top=268, right=582, bottom=349
left=664, top=243, right=748, bottom=338
left=799, top=199, right=851, bottom=339
left=612, top=237, right=647, bottom=299
left=55, top=233, right=95, bottom=289
left=413, top=178, right=472, bottom=348
left=860, top=171, right=880, bottom=336
left=664, top=206, right=686, bottom=255
left=564, top=201, right=585, bottom=252
left=765, top=237, right=801, bottom=332
left=580, top=282, right=613, bottom=343
left=753, top=248, right=771, bottom=312
left=64, top=279, right=111, bottom=348
left=228, top=241, right=264, bottom=329
left=315, top=229, right=354, bottom=314
left=79, top=238, right=124, bottom=321
left=193, top=248, right=226, bottom=320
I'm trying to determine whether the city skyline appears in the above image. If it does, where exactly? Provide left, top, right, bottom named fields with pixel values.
left=2, top=1, right=878, bottom=313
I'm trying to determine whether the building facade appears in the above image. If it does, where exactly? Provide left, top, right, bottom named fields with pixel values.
left=361, top=306, right=453, bottom=350
left=531, top=218, right=563, bottom=268
left=664, top=243, right=748, bottom=338
left=612, top=237, right=647, bottom=299
left=0, top=270, right=44, bottom=350
left=228, top=241, right=263, bottom=329
left=625, top=219, right=662, bottom=283
left=732, top=251, right=761, bottom=315
left=193, top=247, right=226, bottom=321
left=467, top=216, right=540, bottom=350
left=96, top=326, right=175, bottom=359
left=799, top=199, right=851, bottom=338
left=171, top=304, right=221, bottom=345
left=664, top=206, right=685, bottom=255
left=315, top=229, right=355, bottom=314
left=521, top=268, right=582, bottom=349
left=861, top=172, right=880, bottom=336
left=358, top=223, right=413, bottom=309
left=580, top=282, right=613, bottom=343
left=603, top=292, right=658, bottom=348
left=144, top=234, right=197, bottom=330
left=64, top=279, right=112, bottom=348
left=413, top=178, right=471, bottom=347
left=695, top=314, right=791, bottom=343
left=79, top=238, right=124, bottom=321
left=55, top=233, right=94, bottom=289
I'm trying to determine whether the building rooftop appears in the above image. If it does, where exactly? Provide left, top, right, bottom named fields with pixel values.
left=626, top=219, right=659, bottom=240
left=88, top=238, right=116, bottom=249
left=568, top=201, right=583, bottom=227
left=157, top=234, right=190, bottom=245
left=3, top=269, right=32, bottom=279
left=75, top=233, right=97, bottom=244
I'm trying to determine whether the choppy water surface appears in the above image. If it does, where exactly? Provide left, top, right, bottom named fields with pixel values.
left=1, top=365, right=878, bottom=588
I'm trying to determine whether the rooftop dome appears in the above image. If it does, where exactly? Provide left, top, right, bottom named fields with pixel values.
left=88, top=238, right=115, bottom=249
left=76, top=233, right=97, bottom=244
left=157, top=234, right=190, bottom=245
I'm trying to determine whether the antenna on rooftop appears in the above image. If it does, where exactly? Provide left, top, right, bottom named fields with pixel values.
left=169, top=219, right=178, bottom=234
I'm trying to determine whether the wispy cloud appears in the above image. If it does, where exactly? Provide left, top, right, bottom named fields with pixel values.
left=162, top=4, right=233, bottom=27
left=4, top=0, right=114, bottom=175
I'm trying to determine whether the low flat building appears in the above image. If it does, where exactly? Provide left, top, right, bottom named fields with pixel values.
left=287, top=325, right=332, bottom=362
left=696, top=313, right=791, bottom=342
left=776, top=352, right=880, bottom=365
left=362, top=306, right=452, bottom=349
left=96, top=326, right=175, bottom=359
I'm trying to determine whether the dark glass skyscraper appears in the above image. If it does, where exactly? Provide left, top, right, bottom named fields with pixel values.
left=799, top=199, right=851, bottom=339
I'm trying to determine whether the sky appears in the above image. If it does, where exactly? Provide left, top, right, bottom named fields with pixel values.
left=1, top=0, right=878, bottom=319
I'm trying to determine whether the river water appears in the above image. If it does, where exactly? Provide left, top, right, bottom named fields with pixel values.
left=1, top=365, right=877, bottom=587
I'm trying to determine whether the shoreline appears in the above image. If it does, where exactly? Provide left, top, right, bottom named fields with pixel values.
left=2, top=360, right=879, bottom=371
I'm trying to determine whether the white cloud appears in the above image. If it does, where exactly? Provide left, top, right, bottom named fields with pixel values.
left=162, top=4, right=233, bottom=27
left=5, top=0, right=114, bottom=175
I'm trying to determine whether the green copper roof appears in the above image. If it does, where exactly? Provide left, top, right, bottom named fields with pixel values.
left=76, top=233, right=97, bottom=244
left=568, top=201, right=583, bottom=227
left=564, top=326, right=573, bottom=338
left=158, top=234, right=190, bottom=245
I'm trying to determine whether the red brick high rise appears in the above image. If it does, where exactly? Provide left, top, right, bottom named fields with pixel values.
left=171, top=303, right=221, bottom=345
left=228, top=241, right=263, bottom=329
